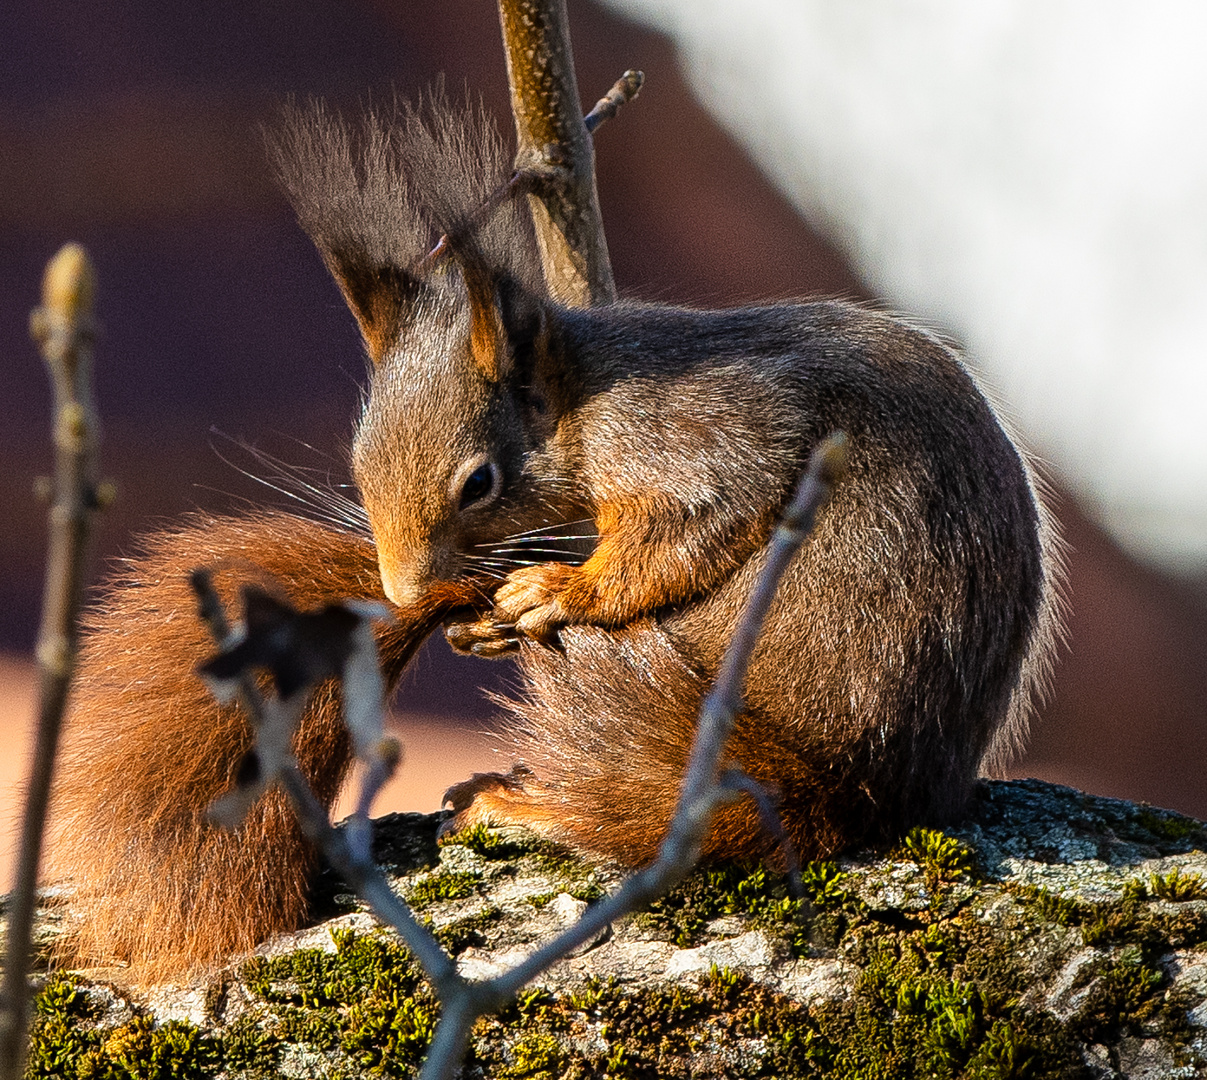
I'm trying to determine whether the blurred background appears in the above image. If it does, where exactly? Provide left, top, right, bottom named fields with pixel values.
left=4, top=0, right=1206, bottom=883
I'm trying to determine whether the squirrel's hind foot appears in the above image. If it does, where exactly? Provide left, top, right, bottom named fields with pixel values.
left=440, top=764, right=566, bottom=841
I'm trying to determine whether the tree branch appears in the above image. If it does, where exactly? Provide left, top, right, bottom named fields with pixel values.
left=189, top=575, right=463, bottom=998
left=497, top=0, right=617, bottom=306
left=415, top=434, right=848, bottom=1078
left=0, top=244, right=107, bottom=1080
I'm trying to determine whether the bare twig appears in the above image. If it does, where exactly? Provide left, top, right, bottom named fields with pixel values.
left=497, top=0, right=617, bottom=306
left=412, top=435, right=848, bottom=1077
left=422, top=69, right=642, bottom=270
left=584, top=69, right=644, bottom=133
left=0, top=244, right=106, bottom=1080
left=420, top=169, right=535, bottom=269
left=719, top=768, right=805, bottom=900
left=454, top=433, right=849, bottom=1010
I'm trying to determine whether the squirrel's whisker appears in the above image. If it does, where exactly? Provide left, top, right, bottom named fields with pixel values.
left=495, top=517, right=595, bottom=541
left=486, top=546, right=589, bottom=559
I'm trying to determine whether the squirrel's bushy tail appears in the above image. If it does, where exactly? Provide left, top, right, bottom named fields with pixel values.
left=47, top=512, right=436, bottom=980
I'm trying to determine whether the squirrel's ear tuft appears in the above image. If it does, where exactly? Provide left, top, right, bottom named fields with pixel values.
left=268, top=101, right=430, bottom=364
left=268, top=93, right=540, bottom=367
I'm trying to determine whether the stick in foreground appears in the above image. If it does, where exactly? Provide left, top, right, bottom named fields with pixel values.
left=0, top=244, right=107, bottom=1080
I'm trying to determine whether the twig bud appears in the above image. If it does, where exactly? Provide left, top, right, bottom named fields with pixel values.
left=93, top=480, right=118, bottom=509
left=41, top=243, right=96, bottom=323
left=584, top=69, right=645, bottom=133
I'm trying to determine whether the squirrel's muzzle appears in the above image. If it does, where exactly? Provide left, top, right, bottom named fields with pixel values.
left=375, top=549, right=435, bottom=609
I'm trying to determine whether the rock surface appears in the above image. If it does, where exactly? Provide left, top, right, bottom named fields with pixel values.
left=17, top=778, right=1207, bottom=1078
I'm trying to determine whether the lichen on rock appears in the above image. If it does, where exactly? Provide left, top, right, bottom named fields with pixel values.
left=18, top=781, right=1207, bottom=1078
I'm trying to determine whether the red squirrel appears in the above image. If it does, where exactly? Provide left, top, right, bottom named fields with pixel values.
left=47, top=97, right=1059, bottom=978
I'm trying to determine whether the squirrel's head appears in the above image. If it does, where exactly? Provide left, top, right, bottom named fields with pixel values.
left=350, top=265, right=572, bottom=606
left=271, top=95, right=577, bottom=607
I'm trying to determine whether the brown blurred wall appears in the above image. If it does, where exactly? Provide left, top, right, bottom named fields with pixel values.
left=2, top=0, right=1205, bottom=836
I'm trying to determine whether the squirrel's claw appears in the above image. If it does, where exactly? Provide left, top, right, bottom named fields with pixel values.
left=471, top=635, right=520, bottom=658
left=514, top=602, right=567, bottom=644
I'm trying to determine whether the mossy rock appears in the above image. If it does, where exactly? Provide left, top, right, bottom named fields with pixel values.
left=20, top=782, right=1207, bottom=1078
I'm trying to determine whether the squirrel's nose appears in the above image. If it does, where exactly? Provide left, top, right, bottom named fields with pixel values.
left=376, top=550, right=428, bottom=608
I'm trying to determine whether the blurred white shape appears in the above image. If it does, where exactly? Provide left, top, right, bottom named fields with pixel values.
left=603, top=0, right=1207, bottom=573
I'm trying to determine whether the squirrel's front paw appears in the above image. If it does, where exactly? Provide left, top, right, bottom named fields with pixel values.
left=444, top=617, right=520, bottom=657
left=493, top=564, right=575, bottom=643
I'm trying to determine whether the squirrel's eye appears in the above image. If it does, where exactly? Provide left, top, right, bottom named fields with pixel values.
left=459, top=463, right=498, bottom=510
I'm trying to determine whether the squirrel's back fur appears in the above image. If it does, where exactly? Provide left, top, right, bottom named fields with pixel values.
left=48, top=96, right=1061, bottom=978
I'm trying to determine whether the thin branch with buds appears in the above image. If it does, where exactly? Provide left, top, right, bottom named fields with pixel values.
left=421, top=67, right=643, bottom=273
left=0, top=244, right=109, bottom=1080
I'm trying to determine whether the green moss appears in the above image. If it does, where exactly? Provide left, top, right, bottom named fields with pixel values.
left=240, top=946, right=349, bottom=1009
left=637, top=862, right=811, bottom=951
left=1007, top=883, right=1090, bottom=928
left=606, top=972, right=824, bottom=1075
left=800, top=860, right=855, bottom=910
left=1144, top=867, right=1207, bottom=901
left=962, top=881, right=1202, bottom=1070
left=634, top=858, right=871, bottom=958
left=963, top=1016, right=1066, bottom=1080
left=1070, top=945, right=1165, bottom=1045
left=896, top=828, right=977, bottom=891
left=499, top=1030, right=568, bottom=1080
left=341, top=988, right=438, bottom=1077
left=406, top=869, right=482, bottom=908
left=1008, top=879, right=1207, bottom=952
left=705, top=963, right=742, bottom=994
left=218, top=1013, right=281, bottom=1077
left=25, top=973, right=97, bottom=1079
left=842, top=937, right=990, bottom=1076
left=525, top=848, right=605, bottom=903
left=1133, top=808, right=1206, bottom=847
left=31, top=833, right=1207, bottom=1080
left=23, top=903, right=1104, bottom=1080
left=33, top=972, right=93, bottom=1022
left=470, top=959, right=837, bottom=1078
left=77, top=1015, right=219, bottom=1080
left=274, top=1004, right=341, bottom=1049
left=815, top=920, right=1087, bottom=1080
left=440, top=822, right=530, bottom=860
left=563, top=975, right=618, bottom=1013
left=26, top=974, right=219, bottom=1080
left=240, top=928, right=438, bottom=1076
left=242, top=928, right=423, bottom=1007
